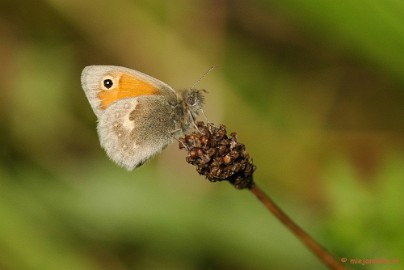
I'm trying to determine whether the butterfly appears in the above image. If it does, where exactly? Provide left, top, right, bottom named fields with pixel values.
left=81, top=65, right=204, bottom=170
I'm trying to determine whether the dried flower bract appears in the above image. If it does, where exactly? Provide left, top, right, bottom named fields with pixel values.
left=179, top=122, right=256, bottom=189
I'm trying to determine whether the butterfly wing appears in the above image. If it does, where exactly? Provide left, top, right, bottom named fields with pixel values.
left=81, top=65, right=180, bottom=170
left=97, top=96, right=178, bottom=170
left=81, top=65, right=177, bottom=118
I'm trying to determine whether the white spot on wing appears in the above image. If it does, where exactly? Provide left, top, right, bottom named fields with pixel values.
left=122, top=114, right=135, bottom=130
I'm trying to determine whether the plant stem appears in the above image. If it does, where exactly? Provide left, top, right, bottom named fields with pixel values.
left=249, top=183, right=345, bottom=270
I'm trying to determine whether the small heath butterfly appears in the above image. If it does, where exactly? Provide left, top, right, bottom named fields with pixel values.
left=81, top=65, right=204, bottom=170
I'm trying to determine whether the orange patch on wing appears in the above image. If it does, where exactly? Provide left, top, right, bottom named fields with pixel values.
left=98, top=74, right=159, bottom=109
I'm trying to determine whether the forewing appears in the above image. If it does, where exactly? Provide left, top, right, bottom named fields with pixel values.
left=81, top=65, right=176, bottom=118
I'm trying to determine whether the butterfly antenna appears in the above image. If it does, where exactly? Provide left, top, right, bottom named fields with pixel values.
left=191, top=65, right=217, bottom=89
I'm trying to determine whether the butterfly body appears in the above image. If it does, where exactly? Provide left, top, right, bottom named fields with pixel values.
left=81, top=65, right=204, bottom=170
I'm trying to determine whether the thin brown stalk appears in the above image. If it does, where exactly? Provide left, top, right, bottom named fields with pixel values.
left=249, top=183, right=345, bottom=270
left=180, top=122, right=346, bottom=269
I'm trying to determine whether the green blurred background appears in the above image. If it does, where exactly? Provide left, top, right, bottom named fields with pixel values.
left=1, top=1, right=403, bottom=269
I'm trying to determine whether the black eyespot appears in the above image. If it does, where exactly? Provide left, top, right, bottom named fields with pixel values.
left=103, top=79, right=113, bottom=89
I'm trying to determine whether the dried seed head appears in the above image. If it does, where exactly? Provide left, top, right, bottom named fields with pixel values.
left=179, top=122, right=256, bottom=189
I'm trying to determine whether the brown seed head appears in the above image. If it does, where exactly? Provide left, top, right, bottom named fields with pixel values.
left=179, top=122, right=256, bottom=189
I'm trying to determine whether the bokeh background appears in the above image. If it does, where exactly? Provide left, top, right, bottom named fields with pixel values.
left=1, top=1, right=403, bottom=269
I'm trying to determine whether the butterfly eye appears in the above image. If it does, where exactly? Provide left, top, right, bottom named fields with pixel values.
left=103, top=78, right=114, bottom=89
left=186, top=94, right=196, bottom=106
left=187, top=97, right=195, bottom=105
